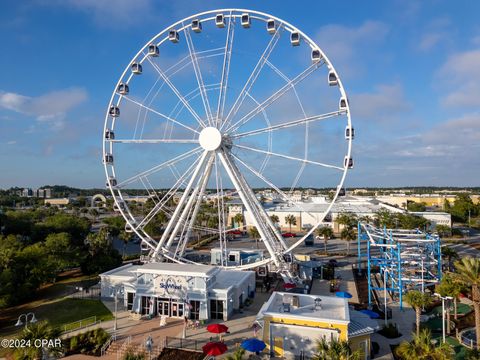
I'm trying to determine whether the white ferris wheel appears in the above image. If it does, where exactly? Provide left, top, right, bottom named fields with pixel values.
left=103, top=9, right=354, bottom=275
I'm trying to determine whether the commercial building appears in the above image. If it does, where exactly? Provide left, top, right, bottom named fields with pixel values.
left=256, top=292, right=377, bottom=359
left=100, top=263, right=255, bottom=321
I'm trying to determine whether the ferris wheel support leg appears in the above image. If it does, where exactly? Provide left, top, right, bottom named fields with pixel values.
left=166, top=154, right=215, bottom=252
left=153, top=151, right=209, bottom=258
left=218, top=151, right=282, bottom=268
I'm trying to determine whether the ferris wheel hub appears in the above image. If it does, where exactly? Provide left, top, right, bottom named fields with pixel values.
left=199, top=126, right=222, bottom=151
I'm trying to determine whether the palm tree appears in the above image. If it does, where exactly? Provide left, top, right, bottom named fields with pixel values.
left=249, top=226, right=260, bottom=248
left=436, top=273, right=463, bottom=322
left=395, top=329, right=454, bottom=360
left=451, top=257, right=480, bottom=349
left=285, top=214, right=297, bottom=232
left=436, top=225, right=451, bottom=238
left=313, top=337, right=361, bottom=360
left=340, top=227, right=356, bottom=255
left=119, top=230, right=133, bottom=257
left=441, top=247, right=458, bottom=271
left=15, top=321, right=63, bottom=359
left=225, top=347, right=246, bottom=360
left=336, top=212, right=358, bottom=231
left=233, top=213, right=244, bottom=229
left=315, top=227, right=334, bottom=255
left=404, top=290, right=432, bottom=336
left=270, top=214, right=280, bottom=228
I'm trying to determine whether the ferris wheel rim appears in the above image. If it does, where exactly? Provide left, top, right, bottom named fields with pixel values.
left=102, top=8, right=353, bottom=268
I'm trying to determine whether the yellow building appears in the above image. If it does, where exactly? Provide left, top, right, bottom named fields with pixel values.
left=256, top=292, right=377, bottom=359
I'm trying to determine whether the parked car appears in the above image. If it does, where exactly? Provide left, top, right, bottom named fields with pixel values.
left=282, top=232, right=297, bottom=238
left=227, top=229, right=244, bottom=235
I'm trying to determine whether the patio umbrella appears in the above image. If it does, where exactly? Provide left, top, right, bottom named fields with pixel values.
left=335, top=291, right=353, bottom=299
left=241, top=338, right=266, bottom=353
left=207, top=323, right=229, bottom=334
left=283, top=283, right=296, bottom=289
left=359, top=309, right=380, bottom=319
left=202, top=342, right=228, bottom=356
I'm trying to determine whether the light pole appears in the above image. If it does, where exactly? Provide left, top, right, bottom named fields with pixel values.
left=383, top=269, right=388, bottom=327
left=434, top=293, right=453, bottom=343
left=112, top=287, right=124, bottom=333
left=15, top=312, right=37, bottom=329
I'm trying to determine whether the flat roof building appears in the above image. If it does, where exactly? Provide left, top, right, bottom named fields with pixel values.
left=256, top=292, right=377, bottom=359
left=100, top=263, right=255, bottom=322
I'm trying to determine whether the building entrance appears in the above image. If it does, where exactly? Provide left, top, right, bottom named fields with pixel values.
left=157, top=298, right=184, bottom=318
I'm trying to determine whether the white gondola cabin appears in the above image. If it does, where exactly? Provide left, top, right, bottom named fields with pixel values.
left=344, top=156, right=354, bottom=169
left=131, top=62, right=142, bottom=75
left=266, top=19, right=276, bottom=34
left=192, top=19, right=202, bottom=33
left=169, top=30, right=179, bottom=43
left=312, top=49, right=322, bottom=63
left=328, top=70, right=338, bottom=86
left=104, top=153, right=114, bottom=164
left=215, top=14, right=225, bottom=28
left=291, top=31, right=300, bottom=46
left=116, top=83, right=129, bottom=95
left=109, top=106, right=120, bottom=117
left=148, top=44, right=159, bottom=57
left=105, top=129, right=115, bottom=140
left=345, top=126, right=355, bottom=140
left=125, top=222, right=135, bottom=233
left=113, top=201, right=125, bottom=212
left=106, top=176, right=117, bottom=187
left=241, top=13, right=250, bottom=28
left=339, top=97, right=348, bottom=110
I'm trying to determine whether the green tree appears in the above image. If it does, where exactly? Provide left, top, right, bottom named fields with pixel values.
left=102, top=216, right=126, bottom=237
left=395, top=328, right=454, bottom=360
left=270, top=214, right=280, bottom=227
left=441, top=247, right=459, bottom=272
left=450, top=257, right=480, bottom=349
left=449, top=194, right=475, bottom=223
left=436, top=225, right=451, bottom=238
left=249, top=226, right=260, bottom=248
left=14, top=321, right=63, bottom=360
left=285, top=214, right=297, bottom=232
left=143, top=211, right=167, bottom=237
left=225, top=347, right=245, bottom=360
left=404, top=290, right=433, bottom=336
left=336, top=212, right=358, bottom=229
left=374, top=209, right=394, bottom=228
left=407, top=201, right=427, bottom=212
left=233, top=213, right=244, bottom=229
left=44, top=232, right=77, bottom=274
left=315, top=227, right=334, bottom=255
left=436, top=273, right=463, bottom=324
left=340, top=227, right=356, bottom=255
left=119, top=231, right=133, bottom=257
left=313, top=337, right=361, bottom=360
left=88, top=208, right=99, bottom=222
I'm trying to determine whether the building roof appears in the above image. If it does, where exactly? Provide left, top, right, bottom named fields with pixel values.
left=212, top=270, right=254, bottom=291
left=100, top=262, right=219, bottom=278
left=348, top=310, right=379, bottom=337
left=258, top=292, right=349, bottom=325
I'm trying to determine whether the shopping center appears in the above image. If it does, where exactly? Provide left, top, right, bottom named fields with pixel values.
left=100, top=263, right=255, bottom=321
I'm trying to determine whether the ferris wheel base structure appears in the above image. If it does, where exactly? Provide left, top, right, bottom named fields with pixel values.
left=102, top=9, right=354, bottom=284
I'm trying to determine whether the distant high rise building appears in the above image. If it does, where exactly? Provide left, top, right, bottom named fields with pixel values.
left=22, top=188, right=33, bottom=197
left=37, top=189, right=45, bottom=198
left=45, top=188, right=52, bottom=198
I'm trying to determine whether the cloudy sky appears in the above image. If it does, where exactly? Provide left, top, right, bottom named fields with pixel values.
left=0, top=0, right=479, bottom=188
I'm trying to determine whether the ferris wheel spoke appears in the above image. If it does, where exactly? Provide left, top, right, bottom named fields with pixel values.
left=145, top=56, right=207, bottom=128
left=136, top=154, right=204, bottom=230
left=225, top=62, right=322, bottom=134
left=231, top=110, right=345, bottom=139
left=183, top=24, right=213, bottom=125
left=116, top=146, right=202, bottom=188
left=222, top=26, right=281, bottom=130
left=234, top=144, right=344, bottom=171
left=122, top=95, right=200, bottom=135
left=216, top=12, right=235, bottom=127
left=214, top=154, right=228, bottom=266
left=109, top=139, right=199, bottom=144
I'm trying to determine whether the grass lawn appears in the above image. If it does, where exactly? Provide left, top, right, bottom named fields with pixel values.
left=0, top=298, right=113, bottom=337
left=428, top=303, right=472, bottom=317
left=431, top=334, right=469, bottom=359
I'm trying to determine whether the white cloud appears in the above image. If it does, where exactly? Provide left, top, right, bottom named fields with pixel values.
left=437, top=49, right=480, bottom=108
left=0, top=87, right=87, bottom=130
left=6, top=140, right=17, bottom=145
left=415, top=17, right=452, bottom=52
left=315, top=21, right=390, bottom=77
left=350, top=84, right=410, bottom=121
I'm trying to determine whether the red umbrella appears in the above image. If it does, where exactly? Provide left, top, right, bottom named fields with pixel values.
left=207, top=323, right=229, bottom=334
left=202, top=341, right=227, bottom=356
left=283, top=283, right=295, bottom=289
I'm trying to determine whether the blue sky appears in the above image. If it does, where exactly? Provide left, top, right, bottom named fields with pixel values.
left=1, top=0, right=479, bottom=189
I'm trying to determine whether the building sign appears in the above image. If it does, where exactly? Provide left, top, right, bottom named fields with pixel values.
left=155, top=275, right=188, bottom=297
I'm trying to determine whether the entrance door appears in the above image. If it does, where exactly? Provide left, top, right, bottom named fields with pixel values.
left=158, top=298, right=170, bottom=316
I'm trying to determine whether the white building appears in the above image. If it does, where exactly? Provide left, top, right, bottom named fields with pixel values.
left=100, top=263, right=255, bottom=321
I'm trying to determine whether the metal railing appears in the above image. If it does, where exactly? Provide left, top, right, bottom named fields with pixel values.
left=165, top=336, right=209, bottom=351
left=61, top=316, right=100, bottom=334
left=100, top=336, right=113, bottom=356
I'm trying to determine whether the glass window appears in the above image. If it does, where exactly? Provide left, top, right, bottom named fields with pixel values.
left=210, top=299, right=224, bottom=320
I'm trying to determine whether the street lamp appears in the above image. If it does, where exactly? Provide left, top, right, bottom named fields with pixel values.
left=111, top=287, right=124, bottom=333
left=434, top=293, right=453, bottom=343
left=15, top=313, right=37, bottom=328
left=383, top=269, right=389, bottom=327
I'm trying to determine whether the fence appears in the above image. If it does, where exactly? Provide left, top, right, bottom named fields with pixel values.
left=61, top=316, right=100, bottom=334
left=164, top=336, right=209, bottom=351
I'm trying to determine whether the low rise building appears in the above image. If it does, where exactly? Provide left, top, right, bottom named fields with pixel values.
left=256, top=292, right=377, bottom=359
left=100, top=263, right=255, bottom=321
